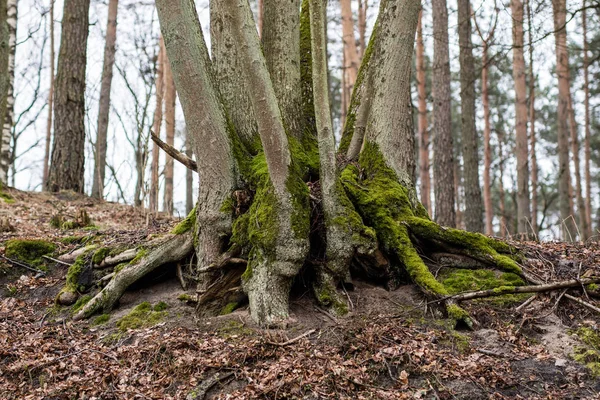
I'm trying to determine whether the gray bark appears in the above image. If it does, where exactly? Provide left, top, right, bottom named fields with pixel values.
left=91, top=0, right=118, bottom=199
left=162, top=53, right=176, bottom=215
left=149, top=39, right=164, bottom=213
left=0, top=0, right=15, bottom=185
left=46, top=0, right=91, bottom=193
left=262, top=0, right=303, bottom=139
left=431, top=0, right=456, bottom=227
left=457, top=0, right=483, bottom=233
left=156, top=0, right=238, bottom=271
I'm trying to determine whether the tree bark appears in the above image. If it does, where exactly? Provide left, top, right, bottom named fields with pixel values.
left=185, top=129, right=194, bottom=214
left=567, top=95, right=588, bottom=240
left=257, top=0, right=263, bottom=37
left=162, top=47, right=176, bottom=216
left=91, top=0, right=118, bottom=199
left=340, top=0, right=360, bottom=113
left=42, top=0, right=55, bottom=189
left=582, top=0, right=593, bottom=239
left=262, top=0, right=303, bottom=139
left=149, top=40, right=164, bottom=214
left=498, top=130, right=507, bottom=237
left=511, top=0, right=532, bottom=238
left=457, top=0, right=483, bottom=233
left=357, top=0, right=367, bottom=58
left=46, top=0, right=91, bottom=193
left=527, top=0, right=538, bottom=237
left=416, top=9, right=431, bottom=216
left=431, top=0, right=456, bottom=227
left=156, top=0, right=238, bottom=274
left=0, top=0, right=15, bottom=185
left=480, top=36, right=493, bottom=236
left=551, top=0, right=576, bottom=241
left=0, top=0, right=7, bottom=172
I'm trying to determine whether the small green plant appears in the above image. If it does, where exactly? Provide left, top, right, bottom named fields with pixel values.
left=92, top=314, right=110, bottom=326
left=116, top=302, right=168, bottom=331
left=572, top=327, right=600, bottom=377
left=71, top=295, right=92, bottom=313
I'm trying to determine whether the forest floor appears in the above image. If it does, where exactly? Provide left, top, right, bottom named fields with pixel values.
left=1, top=187, right=600, bottom=399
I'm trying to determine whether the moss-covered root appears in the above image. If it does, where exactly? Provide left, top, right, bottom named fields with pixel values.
left=312, top=268, right=348, bottom=316
left=73, top=233, right=193, bottom=320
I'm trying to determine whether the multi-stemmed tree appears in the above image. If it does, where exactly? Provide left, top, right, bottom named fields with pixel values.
left=74, top=0, right=525, bottom=327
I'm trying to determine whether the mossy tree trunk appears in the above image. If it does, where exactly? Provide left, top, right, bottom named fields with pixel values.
left=76, top=0, right=526, bottom=327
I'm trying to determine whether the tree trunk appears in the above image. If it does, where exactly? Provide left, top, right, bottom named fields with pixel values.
left=340, top=0, right=360, bottom=111
left=431, top=0, right=456, bottom=227
left=0, top=0, right=7, bottom=168
left=527, top=0, right=538, bottom=238
left=91, top=0, right=118, bottom=199
left=498, top=130, right=507, bottom=237
left=157, top=0, right=237, bottom=279
left=567, top=95, right=588, bottom=240
left=416, top=9, right=431, bottom=216
left=149, top=40, right=164, bottom=214
left=257, top=0, right=263, bottom=37
left=162, top=48, right=176, bottom=216
left=481, top=40, right=493, bottom=235
left=262, top=0, right=303, bottom=139
left=582, top=0, right=593, bottom=239
left=0, top=0, right=15, bottom=185
left=185, top=128, right=193, bottom=215
left=511, top=0, right=532, bottom=238
left=42, top=0, right=55, bottom=189
left=46, top=0, right=91, bottom=193
left=357, top=0, right=367, bottom=58
left=457, top=0, right=483, bottom=233
left=551, top=0, right=576, bottom=241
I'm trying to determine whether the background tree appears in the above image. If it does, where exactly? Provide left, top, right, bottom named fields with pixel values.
left=416, top=8, right=431, bottom=216
left=42, top=0, right=55, bottom=189
left=91, top=0, right=119, bottom=199
left=162, top=50, right=175, bottom=215
left=0, top=0, right=16, bottom=185
left=512, top=0, right=532, bottom=237
left=0, top=0, right=8, bottom=158
left=582, top=0, right=593, bottom=238
left=46, top=0, right=91, bottom=193
left=457, top=0, right=483, bottom=232
left=431, top=0, right=456, bottom=227
left=149, top=40, right=164, bottom=213
left=527, top=0, right=538, bottom=237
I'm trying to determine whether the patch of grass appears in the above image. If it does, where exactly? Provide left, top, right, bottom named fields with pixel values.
left=116, top=302, right=167, bottom=332
left=572, top=327, right=600, bottom=377
left=153, top=301, right=168, bottom=311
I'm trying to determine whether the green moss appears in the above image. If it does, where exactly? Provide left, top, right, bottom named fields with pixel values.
left=114, top=262, right=128, bottom=273
left=586, top=283, right=598, bottom=291
left=0, top=190, right=14, bottom=203
left=116, top=302, right=167, bottom=331
left=71, top=294, right=92, bottom=313
left=572, top=327, right=600, bottom=377
left=129, top=248, right=147, bottom=265
left=178, top=293, right=195, bottom=302
left=61, top=221, right=77, bottom=230
left=220, top=302, right=238, bottom=315
left=82, top=225, right=100, bottom=232
left=446, top=303, right=472, bottom=328
left=440, top=269, right=524, bottom=294
left=314, top=284, right=348, bottom=316
left=171, top=206, right=197, bottom=234
left=92, top=247, right=111, bottom=265
left=5, top=239, right=56, bottom=266
left=65, top=255, right=87, bottom=293
left=153, top=301, right=168, bottom=311
left=60, top=236, right=85, bottom=245
left=92, top=314, right=110, bottom=326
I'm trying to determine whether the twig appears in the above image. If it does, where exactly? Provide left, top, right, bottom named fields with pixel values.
left=265, top=329, right=316, bottom=346
left=0, top=255, right=46, bottom=275
left=186, top=371, right=234, bottom=400
left=150, top=130, right=198, bottom=172
left=42, top=255, right=73, bottom=267
left=564, top=293, right=600, bottom=314
left=515, top=294, right=537, bottom=312
left=476, top=348, right=506, bottom=358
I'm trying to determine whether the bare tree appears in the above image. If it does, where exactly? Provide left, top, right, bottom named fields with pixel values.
left=527, top=0, right=538, bottom=237
left=582, top=0, right=592, bottom=238
left=432, top=0, right=456, bottom=227
left=91, top=0, right=119, bottom=199
left=42, top=0, right=54, bottom=189
left=416, top=9, right=431, bottom=216
left=0, top=0, right=16, bottom=185
left=162, top=47, right=175, bottom=215
left=46, top=0, right=91, bottom=193
left=149, top=39, right=164, bottom=213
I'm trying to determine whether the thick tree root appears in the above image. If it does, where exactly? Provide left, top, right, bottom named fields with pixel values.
left=73, top=232, right=193, bottom=320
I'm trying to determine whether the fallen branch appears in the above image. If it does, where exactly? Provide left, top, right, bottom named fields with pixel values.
left=266, top=329, right=316, bottom=346
left=151, top=130, right=197, bottom=172
left=186, top=371, right=234, bottom=400
left=564, top=293, right=600, bottom=314
left=451, top=277, right=600, bottom=302
left=42, top=255, right=73, bottom=267
left=1, top=255, right=46, bottom=275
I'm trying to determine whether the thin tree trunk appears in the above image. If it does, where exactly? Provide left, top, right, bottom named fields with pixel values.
left=42, top=0, right=55, bottom=189
left=46, top=0, right=91, bottom=193
left=457, top=0, right=483, bottom=233
left=162, top=46, right=176, bottom=216
left=340, top=0, right=360, bottom=105
left=416, top=9, right=431, bottom=216
left=582, top=0, right=593, bottom=239
left=91, top=0, right=118, bottom=199
left=357, top=0, right=367, bottom=58
left=498, top=131, right=507, bottom=237
left=149, top=40, right=164, bottom=214
left=0, top=0, right=7, bottom=166
left=527, top=0, right=538, bottom=238
left=567, top=95, right=588, bottom=239
left=0, top=0, right=15, bottom=185
left=185, top=128, right=193, bottom=215
left=551, top=0, right=576, bottom=241
left=481, top=39, right=493, bottom=235
left=262, top=0, right=303, bottom=138
left=432, top=0, right=456, bottom=227
left=511, top=0, right=532, bottom=238
left=454, top=159, right=464, bottom=229
left=257, top=0, right=263, bottom=37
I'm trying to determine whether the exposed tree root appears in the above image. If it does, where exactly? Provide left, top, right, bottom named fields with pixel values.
left=73, top=232, right=193, bottom=320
